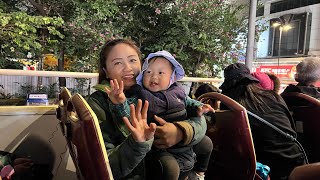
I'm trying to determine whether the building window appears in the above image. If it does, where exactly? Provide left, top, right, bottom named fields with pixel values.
left=268, top=13, right=310, bottom=57
left=270, top=0, right=320, bottom=14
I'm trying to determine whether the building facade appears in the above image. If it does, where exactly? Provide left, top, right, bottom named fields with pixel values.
left=254, top=0, right=320, bottom=79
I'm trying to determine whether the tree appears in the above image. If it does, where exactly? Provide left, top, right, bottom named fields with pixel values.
left=61, top=0, right=119, bottom=73
left=1, top=0, right=119, bottom=89
left=1, top=0, right=119, bottom=72
left=0, top=1, right=63, bottom=64
left=116, top=0, right=246, bottom=78
left=1, top=0, right=248, bottom=80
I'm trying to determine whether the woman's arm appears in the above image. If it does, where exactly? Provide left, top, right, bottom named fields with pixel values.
left=107, top=135, right=153, bottom=178
left=86, top=93, right=154, bottom=179
left=153, top=115, right=207, bottom=148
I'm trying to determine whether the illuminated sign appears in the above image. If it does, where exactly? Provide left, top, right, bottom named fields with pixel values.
left=27, top=94, right=49, bottom=105
left=253, top=65, right=296, bottom=79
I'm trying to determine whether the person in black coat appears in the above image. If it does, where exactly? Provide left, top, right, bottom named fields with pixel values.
left=220, top=63, right=306, bottom=180
left=282, top=57, right=320, bottom=99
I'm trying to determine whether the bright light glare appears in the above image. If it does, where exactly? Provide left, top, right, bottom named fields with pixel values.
left=283, top=25, right=292, bottom=31
left=272, top=22, right=281, bottom=27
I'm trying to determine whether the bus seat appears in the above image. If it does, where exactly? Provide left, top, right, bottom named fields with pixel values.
left=282, top=92, right=320, bottom=163
left=197, top=92, right=257, bottom=180
left=281, top=92, right=320, bottom=109
left=56, top=87, right=81, bottom=178
left=66, top=93, right=113, bottom=180
left=56, top=87, right=72, bottom=136
left=289, top=162, right=320, bottom=180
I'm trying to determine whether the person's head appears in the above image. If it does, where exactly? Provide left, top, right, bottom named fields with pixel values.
left=98, top=39, right=142, bottom=90
left=220, top=63, right=259, bottom=92
left=220, top=63, right=280, bottom=112
left=251, top=72, right=281, bottom=93
left=142, top=57, right=173, bottom=92
left=194, top=83, right=221, bottom=109
left=194, top=83, right=220, bottom=99
left=136, top=50, right=185, bottom=92
left=295, top=57, right=320, bottom=87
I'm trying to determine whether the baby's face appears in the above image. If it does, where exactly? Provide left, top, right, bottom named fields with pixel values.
left=143, top=57, right=173, bottom=92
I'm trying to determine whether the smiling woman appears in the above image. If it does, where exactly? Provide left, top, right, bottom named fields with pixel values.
left=86, top=39, right=208, bottom=180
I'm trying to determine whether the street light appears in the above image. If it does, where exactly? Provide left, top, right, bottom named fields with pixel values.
left=272, top=22, right=292, bottom=74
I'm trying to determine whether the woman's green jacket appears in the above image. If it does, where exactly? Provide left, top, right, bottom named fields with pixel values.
left=86, top=83, right=207, bottom=179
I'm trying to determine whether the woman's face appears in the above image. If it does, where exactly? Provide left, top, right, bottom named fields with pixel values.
left=105, top=43, right=141, bottom=90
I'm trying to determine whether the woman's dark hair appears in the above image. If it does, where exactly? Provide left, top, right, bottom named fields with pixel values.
left=194, top=83, right=220, bottom=99
left=98, top=39, right=142, bottom=83
left=222, top=83, right=282, bottom=113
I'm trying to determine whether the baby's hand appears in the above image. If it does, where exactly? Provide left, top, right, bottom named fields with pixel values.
left=105, top=79, right=126, bottom=104
left=197, top=104, right=215, bottom=116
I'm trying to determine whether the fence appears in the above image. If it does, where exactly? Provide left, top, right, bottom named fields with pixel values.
left=0, top=69, right=223, bottom=100
left=0, top=69, right=99, bottom=99
left=1, top=76, right=98, bottom=98
left=0, top=69, right=297, bottom=102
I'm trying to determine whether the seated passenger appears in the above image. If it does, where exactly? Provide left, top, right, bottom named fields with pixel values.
left=86, top=39, right=208, bottom=180
left=282, top=57, right=320, bottom=99
left=252, top=72, right=281, bottom=94
left=194, top=83, right=220, bottom=110
left=220, top=63, right=306, bottom=180
left=105, top=50, right=213, bottom=180
left=193, top=83, right=220, bottom=128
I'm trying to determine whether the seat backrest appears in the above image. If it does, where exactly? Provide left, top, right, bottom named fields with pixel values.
left=289, top=162, right=320, bottom=180
left=67, top=94, right=113, bottom=180
left=197, top=92, right=256, bottom=180
left=282, top=92, right=320, bottom=163
left=281, top=92, right=320, bottom=109
left=56, top=87, right=82, bottom=178
left=56, top=87, right=72, bottom=135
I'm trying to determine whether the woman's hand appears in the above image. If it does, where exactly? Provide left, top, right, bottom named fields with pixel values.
left=153, top=116, right=183, bottom=149
left=123, top=100, right=157, bottom=142
left=105, top=79, right=126, bottom=104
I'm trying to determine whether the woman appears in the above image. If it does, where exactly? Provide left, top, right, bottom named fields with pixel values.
left=86, top=39, right=207, bottom=180
left=220, top=63, right=305, bottom=180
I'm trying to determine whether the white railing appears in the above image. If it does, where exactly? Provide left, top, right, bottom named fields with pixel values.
left=0, top=69, right=99, bottom=98
left=0, top=69, right=223, bottom=98
left=0, top=69, right=296, bottom=99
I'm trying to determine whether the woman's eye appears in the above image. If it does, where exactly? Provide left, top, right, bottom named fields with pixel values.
left=130, top=59, right=137, bottom=63
left=114, top=62, right=121, bottom=65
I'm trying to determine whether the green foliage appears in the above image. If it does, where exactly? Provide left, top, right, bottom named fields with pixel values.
left=61, top=0, right=120, bottom=72
left=1, top=0, right=248, bottom=78
left=14, top=82, right=33, bottom=98
left=14, top=82, right=58, bottom=98
left=0, top=59, right=23, bottom=69
left=116, top=0, right=247, bottom=78
left=38, top=83, right=58, bottom=98
left=70, top=78, right=89, bottom=96
left=1, top=0, right=119, bottom=73
left=0, top=85, right=13, bottom=99
left=0, top=4, right=64, bottom=59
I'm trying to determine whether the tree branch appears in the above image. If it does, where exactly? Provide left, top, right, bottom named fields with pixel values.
left=27, top=0, right=47, bottom=16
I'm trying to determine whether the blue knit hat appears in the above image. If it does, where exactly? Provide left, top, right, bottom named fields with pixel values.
left=136, top=50, right=185, bottom=87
